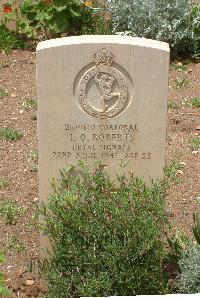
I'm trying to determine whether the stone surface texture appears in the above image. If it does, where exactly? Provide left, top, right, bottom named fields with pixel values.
left=37, top=35, right=169, bottom=196
left=37, top=35, right=169, bottom=251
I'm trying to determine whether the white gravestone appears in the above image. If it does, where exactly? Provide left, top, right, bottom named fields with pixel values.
left=37, top=35, right=169, bottom=202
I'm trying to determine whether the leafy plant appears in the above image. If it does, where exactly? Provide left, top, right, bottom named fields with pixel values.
left=0, top=199, right=23, bottom=224
left=184, top=97, right=200, bottom=108
left=0, top=88, right=9, bottom=99
left=192, top=213, right=200, bottom=245
left=172, top=76, right=191, bottom=89
left=0, top=176, right=11, bottom=189
left=189, top=136, right=200, bottom=150
left=81, top=3, right=112, bottom=35
left=0, top=24, right=25, bottom=53
left=8, top=235, right=26, bottom=252
left=28, top=148, right=38, bottom=172
left=0, top=127, right=23, bottom=142
left=190, top=4, right=200, bottom=53
left=170, top=63, right=188, bottom=71
left=179, top=242, right=200, bottom=293
left=167, top=232, right=189, bottom=264
left=178, top=213, right=200, bottom=293
left=23, top=97, right=37, bottom=110
left=28, top=148, right=38, bottom=163
left=108, top=0, right=200, bottom=57
left=164, top=158, right=183, bottom=185
left=12, top=0, right=107, bottom=40
left=0, top=24, right=18, bottom=53
left=39, top=163, right=169, bottom=297
left=0, top=251, right=11, bottom=296
left=168, top=100, right=179, bottom=110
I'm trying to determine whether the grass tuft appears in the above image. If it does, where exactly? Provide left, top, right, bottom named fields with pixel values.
left=28, top=148, right=38, bottom=172
left=0, top=127, right=23, bottom=142
left=0, top=251, right=11, bottom=296
left=170, top=63, right=188, bottom=71
left=183, top=98, right=200, bottom=108
left=0, top=199, right=23, bottom=225
left=189, top=136, right=200, bottom=151
left=22, top=97, right=37, bottom=111
left=0, top=176, right=11, bottom=189
left=172, top=76, right=191, bottom=89
left=8, top=235, right=26, bottom=252
left=0, top=88, right=9, bottom=99
left=164, top=158, right=183, bottom=185
left=168, top=100, right=179, bottom=110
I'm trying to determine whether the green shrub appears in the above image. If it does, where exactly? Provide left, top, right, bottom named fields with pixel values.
left=164, top=157, right=183, bottom=185
left=23, top=97, right=37, bottom=111
left=168, top=100, right=179, bottom=110
left=172, top=76, right=191, bottom=89
left=40, top=163, right=169, bottom=297
left=179, top=242, right=200, bottom=293
left=0, top=252, right=11, bottom=296
left=193, top=213, right=200, bottom=245
left=14, top=0, right=108, bottom=40
left=108, top=0, right=200, bottom=57
left=184, top=97, right=200, bottom=108
left=0, top=127, right=23, bottom=142
left=0, top=24, right=25, bottom=53
left=190, top=5, right=200, bottom=47
left=189, top=136, right=200, bottom=151
left=0, top=199, right=23, bottom=224
left=28, top=148, right=38, bottom=172
left=0, top=88, right=9, bottom=99
left=178, top=214, right=200, bottom=293
left=8, top=235, right=26, bottom=252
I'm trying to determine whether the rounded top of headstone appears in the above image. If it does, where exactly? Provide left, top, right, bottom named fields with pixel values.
left=36, top=35, right=170, bottom=52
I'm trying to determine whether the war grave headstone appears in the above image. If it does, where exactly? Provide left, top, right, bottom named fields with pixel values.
left=37, top=36, right=169, bottom=250
left=37, top=34, right=169, bottom=191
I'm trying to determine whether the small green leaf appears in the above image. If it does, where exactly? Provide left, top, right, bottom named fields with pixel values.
left=70, top=7, right=80, bottom=17
left=0, top=252, right=6, bottom=263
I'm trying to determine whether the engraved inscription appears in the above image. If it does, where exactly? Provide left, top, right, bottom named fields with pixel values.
left=51, top=123, right=152, bottom=161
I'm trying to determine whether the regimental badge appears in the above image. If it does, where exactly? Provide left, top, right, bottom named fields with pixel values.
left=74, top=48, right=132, bottom=120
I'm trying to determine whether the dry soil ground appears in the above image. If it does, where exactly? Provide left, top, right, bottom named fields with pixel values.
left=0, top=50, right=199, bottom=297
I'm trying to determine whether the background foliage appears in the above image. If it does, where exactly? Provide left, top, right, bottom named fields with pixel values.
left=0, top=24, right=26, bottom=53
left=2, top=0, right=111, bottom=41
left=107, top=0, right=200, bottom=57
left=1, top=0, right=199, bottom=57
